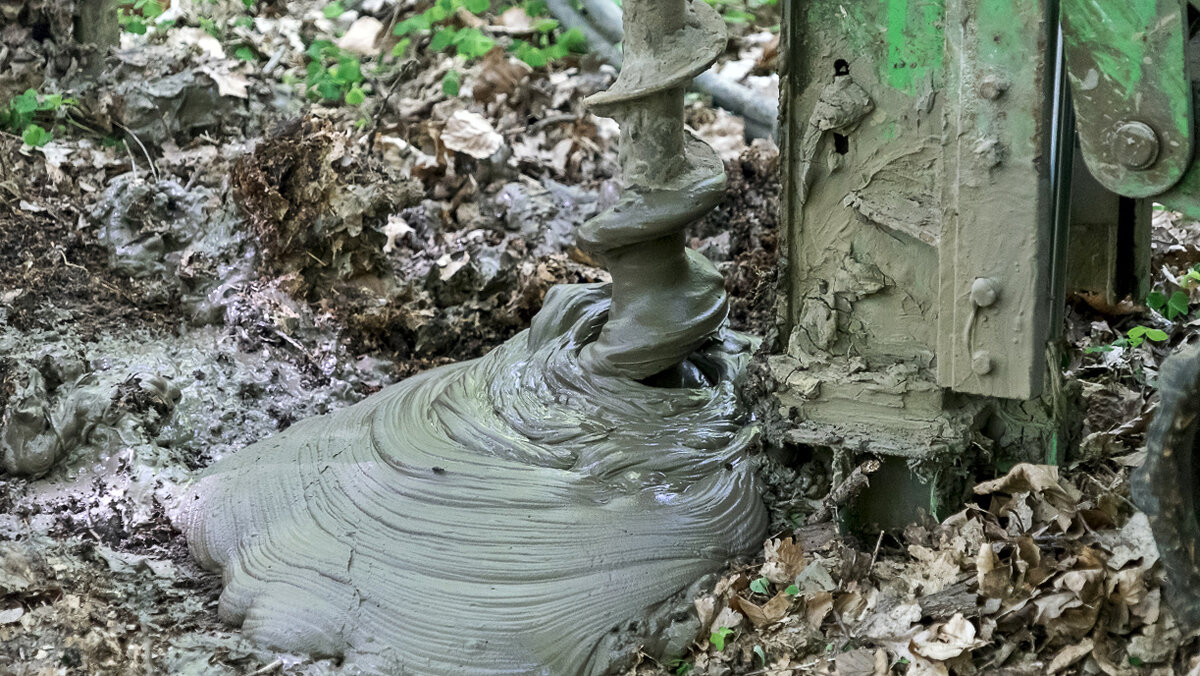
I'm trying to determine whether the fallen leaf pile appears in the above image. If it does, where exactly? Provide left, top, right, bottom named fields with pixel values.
left=631, top=462, right=1199, bottom=676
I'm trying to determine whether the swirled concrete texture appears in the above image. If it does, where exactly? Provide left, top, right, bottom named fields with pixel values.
left=180, top=283, right=767, bottom=675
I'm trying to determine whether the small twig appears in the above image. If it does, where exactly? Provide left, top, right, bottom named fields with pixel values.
left=57, top=249, right=88, bottom=273
left=112, top=121, right=158, bottom=182
left=250, top=659, right=283, bottom=675
left=262, top=47, right=286, bottom=76
left=807, top=459, right=882, bottom=525
left=868, top=529, right=885, bottom=569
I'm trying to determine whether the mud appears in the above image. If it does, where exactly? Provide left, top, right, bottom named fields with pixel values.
left=181, top=284, right=768, bottom=675
left=174, top=1, right=773, bottom=671
left=579, top=0, right=732, bottom=381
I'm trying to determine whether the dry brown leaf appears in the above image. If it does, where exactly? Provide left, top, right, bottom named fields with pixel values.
left=910, top=613, right=983, bottom=661
left=975, top=543, right=1009, bottom=599
left=710, top=606, right=744, bottom=632
left=761, top=537, right=807, bottom=584
left=441, top=110, right=504, bottom=159
left=694, top=595, right=716, bottom=631
left=730, top=590, right=791, bottom=628
left=806, top=590, right=833, bottom=628
left=473, top=48, right=531, bottom=103
left=975, top=463, right=1075, bottom=503
left=1048, top=637, right=1094, bottom=673
left=337, top=16, right=384, bottom=56
left=831, top=647, right=879, bottom=676
left=494, top=7, right=533, bottom=33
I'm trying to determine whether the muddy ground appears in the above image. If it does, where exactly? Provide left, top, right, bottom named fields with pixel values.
left=2, top=1, right=1200, bottom=675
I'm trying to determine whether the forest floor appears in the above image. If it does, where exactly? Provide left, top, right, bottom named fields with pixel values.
left=1, top=1, right=1199, bottom=675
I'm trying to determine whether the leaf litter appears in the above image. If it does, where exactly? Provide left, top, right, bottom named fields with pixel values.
left=7, top=1, right=1198, bottom=676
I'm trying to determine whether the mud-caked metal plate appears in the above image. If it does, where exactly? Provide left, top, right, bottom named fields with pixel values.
left=937, top=0, right=1059, bottom=400
left=1061, top=0, right=1193, bottom=197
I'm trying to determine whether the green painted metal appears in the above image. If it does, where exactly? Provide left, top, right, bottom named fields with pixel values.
left=937, top=0, right=1059, bottom=400
left=1061, top=0, right=1193, bottom=197
left=1158, top=87, right=1200, bottom=220
left=885, top=0, right=946, bottom=94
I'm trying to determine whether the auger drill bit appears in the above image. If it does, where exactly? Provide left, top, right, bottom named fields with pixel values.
left=579, top=0, right=731, bottom=382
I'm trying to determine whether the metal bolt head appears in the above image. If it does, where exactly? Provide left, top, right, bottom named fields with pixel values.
left=970, top=278, right=999, bottom=308
left=1112, top=121, right=1159, bottom=170
left=971, top=351, right=993, bottom=376
left=978, top=76, right=1007, bottom=100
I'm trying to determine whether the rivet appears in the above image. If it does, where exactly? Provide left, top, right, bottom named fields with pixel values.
left=971, top=351, right=993, bottom=376
left=970, top=278, right=999, bottom=308
left=1112, top=121, right=1159, bottom=170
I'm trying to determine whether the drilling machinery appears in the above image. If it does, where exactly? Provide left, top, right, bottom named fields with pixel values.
left=777, top=0, right=1200, bottom=626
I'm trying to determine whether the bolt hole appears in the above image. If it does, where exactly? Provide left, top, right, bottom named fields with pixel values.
left=834, top=59, right=850, bottom=76
left=833, top=133, right=849, bottom=155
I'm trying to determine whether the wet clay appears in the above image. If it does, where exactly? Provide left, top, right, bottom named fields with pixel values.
left=181, top=284, right=767, bottom=674
left=181, top=2, right=766, bottom=671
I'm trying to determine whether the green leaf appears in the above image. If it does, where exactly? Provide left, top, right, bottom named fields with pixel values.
left=753, top=645, right=767, bottom=665
left=307, top=39, right=337, bottom=60
left=22, top=124, right=52, bottom=147
left=710, top=627, right=734, bottom=652
left=442, top=70, right=461, bottom=96
left=128, top=19, right=148, bottom=34
left=430, top=26, right=458, bottom=51
left=749, top=577, right=770, bottom=595
left=344, top=86, right=366, bottom=105
left=533, top=18, right=559, bottom=32
left=13, top=90, right=38, bottom=115
left=453, top=28, right=495, bottom=59
left=465, top=0, right=490, bottom=12
left=523, top=0, right=548, bottom=15
left=558, top=27, right=588, bottom=53
left=1147, top=291, right=1167, bottom=312
left=199, top=16, right=221, bottom=37
left=1167, top=291, right=1190, bottom=320
left=323, top=2, right=345, bottom=18
left=1145, top=328, right=1169, bottom=342
left=784, top=584, right=799, bottom=595
left=235, top=46, right=257, bottom=61
left=332, top=56, right=363, bottom=85
left=395, top=15, right=431, bottom=35
left=316, top=79, right=344, bottom=100
left=512, top=41, right=548, bottom=67
left=1126, top=325, right=1168, bottom=347
left=141, top=0, right=165, bottom=19
left=392, top=37, right=412, bottom=56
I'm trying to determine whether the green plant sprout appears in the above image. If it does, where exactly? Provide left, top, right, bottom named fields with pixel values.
left=2, top=89, right=77, bottom=147
left=393, top=0, right=587, bottom=94
left=709, top=626, right=734, bottom=651
left=749, top=577, right=770, bottom=595
left=1087, top=271, right=1200, bottom=354
left=305, top=41, right=367, bottom=105
left=118, top=0, right=165, bottom=34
